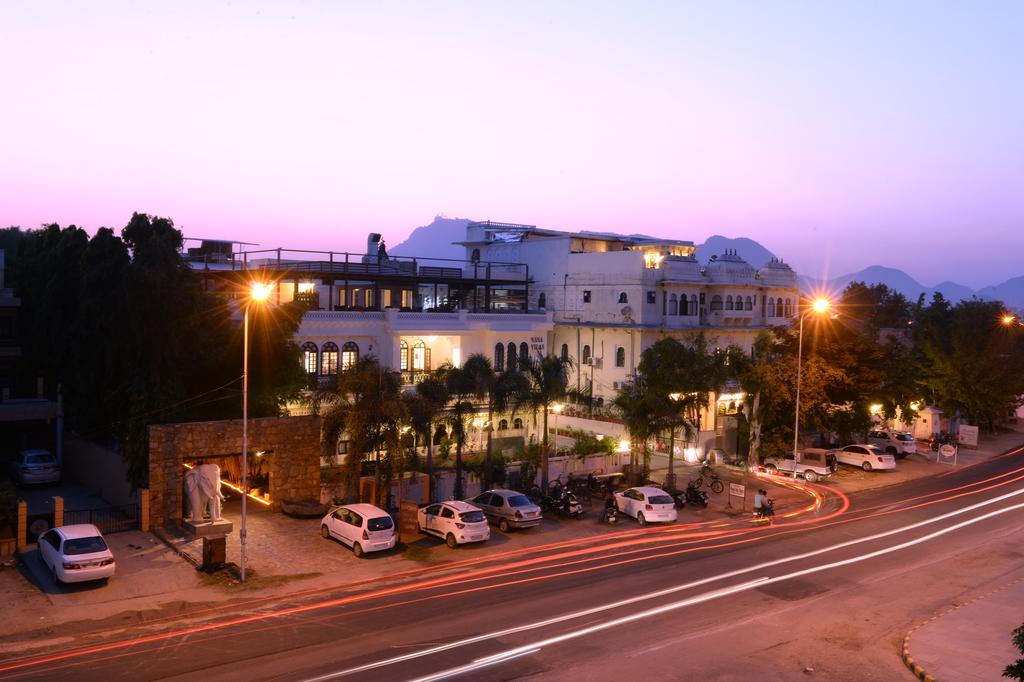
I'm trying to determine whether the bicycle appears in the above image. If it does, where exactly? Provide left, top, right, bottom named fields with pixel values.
left=692, top=463, right=725, bottom=494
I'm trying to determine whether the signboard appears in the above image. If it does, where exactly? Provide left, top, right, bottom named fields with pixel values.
left=938, top=444, right=957, bottom=457
left=399, top=501, right=420, bottom=543
left=958, top=424, right=979, bottom=447
left=729, top=483, right=746, bottom=499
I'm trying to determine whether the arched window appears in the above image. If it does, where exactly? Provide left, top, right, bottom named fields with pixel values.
left=507, top=342, right=517, bottom=371
left=412, top=340, right=430, bottom=371
left=582, top=345, right=592, bottom=364
left=669, top=293, right=678, bottom=316
left=710, top=295, right=723, bottom=312
left=725, top=295, right=734, bottom=311
left=689, top=295, right=698, bottom=316
left=513, top=417, right=523, bottom=429
left=538, top=293, right=546, bottom=309
left=400, top=340, right=409, bottom=371
left=618, top=292, right=628, bottom=304
left=320, top=342, right=339, bottom=375
left=745, top=296, right=753, bottom=311
left=560, top=343, right=569, bottom=361
left=520, top=342, right=529, bottom=364
left=784, top=298, right=792, bottom=317
left=498, top=419, right=508, bottom=431
left=615, top=346, right=625, bottom=368
left=301, top=343, right=318, bottom=374
left=494, top=343, right=504, bottom=371
left=767, top=297, right=775, bottom=317
left=776, top=298, right=785, bottom=317
left=341, top=341, right=359, bottom=370
left=470, top=248, right=481, bottom=262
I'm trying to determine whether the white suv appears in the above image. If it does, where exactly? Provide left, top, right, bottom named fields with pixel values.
left=320, top=503, right=397, bottom=557
left=763, top=450, right=837, bottom=483
left=868, top=429, right=916, bottom=458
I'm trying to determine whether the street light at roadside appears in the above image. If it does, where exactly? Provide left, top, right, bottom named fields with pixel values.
left=1002, top=313, right=1019, bottom=327
left=550, top=403, right=564, bottom=456
left=792, top=296, right=832, bottom=478
left=241, top=281, right=273, bottom=582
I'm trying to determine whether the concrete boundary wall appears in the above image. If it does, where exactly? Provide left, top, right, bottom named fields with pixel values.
left=64, top=437, right=133, bottom=506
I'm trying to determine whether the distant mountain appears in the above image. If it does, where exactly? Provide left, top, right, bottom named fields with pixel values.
left=695, top=235, right=777, bottom=267
left=389, top=216, right=471, bottom=259
left=978, top=276, right=1024, bottom=309
left=801, top=265, right=936, bottom=301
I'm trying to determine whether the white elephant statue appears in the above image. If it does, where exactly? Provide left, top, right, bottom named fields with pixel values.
left=185, top=463, right=225, bottom=523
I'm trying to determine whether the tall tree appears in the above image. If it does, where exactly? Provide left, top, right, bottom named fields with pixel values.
left=443, top=364, right=477, bottom=500
left=407, top=375, right=449, bottom=502
left=461, top=354, right=497, bottom=490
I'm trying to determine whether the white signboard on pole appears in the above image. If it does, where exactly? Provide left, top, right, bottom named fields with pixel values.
left=958, top=424, right=979, bottom=447
left=729, top=483, right=745, bottom=499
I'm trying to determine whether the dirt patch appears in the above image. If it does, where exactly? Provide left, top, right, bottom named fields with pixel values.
left=196, top=565, right=323, bottom=592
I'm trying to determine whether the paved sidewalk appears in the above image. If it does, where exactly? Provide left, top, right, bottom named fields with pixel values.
left=905, top=576, right=1024, bottom=681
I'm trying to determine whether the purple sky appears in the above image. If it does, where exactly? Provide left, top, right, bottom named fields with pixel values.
left=2, top=2, right=1022, bottom=288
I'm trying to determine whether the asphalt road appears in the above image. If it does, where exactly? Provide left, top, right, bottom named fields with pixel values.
left=4, top=449, right=1024, bottom=681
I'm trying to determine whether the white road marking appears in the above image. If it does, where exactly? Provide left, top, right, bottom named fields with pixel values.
left=301, top=487, right=1024, bottom=681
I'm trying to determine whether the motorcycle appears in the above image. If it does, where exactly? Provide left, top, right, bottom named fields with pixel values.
left=754, top=498, right=775, bottom=521
left=545, top=487, right=584, bottom=519
left=602, top=496, right=619, bottom=525
left=667, top=488, right=687, bottom=509
left=684, top=481, right=708, bottom=508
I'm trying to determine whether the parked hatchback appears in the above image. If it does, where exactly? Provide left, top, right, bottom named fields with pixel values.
left=867, top=429, right=916, bottom=458
left=614, top=486, right=678, bottom=526
left=468, top=489, right=542, bottom=532
left=418, top=500, right=490, bottom=548
left=829, top=444, right=896, bottom=472
left=11, top=448, right=60, bottom=485
left=38, top=524, right=116, bottom=584
left=320, top=503, right=396, bottom=557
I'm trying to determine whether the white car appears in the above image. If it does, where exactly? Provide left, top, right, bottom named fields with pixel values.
left=418, top=500, right=490, bottom=548
left=867, top=429, right=916, bottom=458
left=11, top=448, right=60, bottom=485
left=320, top=503, right=396, bottom=557
left=829, top=444, right=896, bottom=472
left=762, top=450, right=837, bottom=482
left=38, top=524, right=116, bottom=584
left=614, top=486, right=678, bottom=526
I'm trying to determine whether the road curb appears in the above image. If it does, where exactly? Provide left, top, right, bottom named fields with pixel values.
left=901, top=574, right=1024, bottom=682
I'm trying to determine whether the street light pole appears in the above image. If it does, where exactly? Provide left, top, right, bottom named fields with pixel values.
left=241, top=303, right=249, bottom=582
left=792, top=313, right=804, bottom=479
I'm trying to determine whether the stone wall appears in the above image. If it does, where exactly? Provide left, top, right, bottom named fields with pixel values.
left=148, top=415, right=321, bottom=529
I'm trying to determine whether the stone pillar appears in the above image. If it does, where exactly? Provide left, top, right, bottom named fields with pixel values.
left=139, top=488, right=150, bottom=532
left=16, top=500, right=27, bottom=552
left=53, top=496, right=64, bottom=528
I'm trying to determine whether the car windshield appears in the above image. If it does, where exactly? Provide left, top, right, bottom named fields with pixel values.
left=367, top=516, right=393, bottom=531
left=507, top=495, right=533, bottom=507
left=26, top=453, right=55, bottom=465
left=63, top=536, right=108, bottom=555
left=460, top=511, right=486, bottom=523
left=648, top=495, right=673, bottom=505
left=896, top=433, right=914, bottom=441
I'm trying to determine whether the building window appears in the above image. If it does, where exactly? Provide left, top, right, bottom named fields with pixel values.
left=507, top=342, right=518, bottom=371
left=321, top=342, right=339, bottom=375
left=519, top=341, right=529, bottom=364
left=471, top=248, right=481, bottom=262
left=618, top=292, right=628, bottom=304
left=341, top=341, right=359, bottom=370
left=710, top=295, right=723, bottom=312
left=647, top=291, right=656, bottom=304
left=583, top=290, right=591, bottom=303
left=745, top=296, right=753, bottom=311
left=560, top=343, right=569, bottom=361
left=689, top=295, right=698, bottom=316
left=498, top=419, right=508, bottom=431
left=412, top=340, right=431, bottom=370
left=582, top=345, right=592, bottom=364
left=615, top=347, right=625, bottom=368
left=400, top=340, right=409, bottom=371
left=767, top=297, right=775, bottom=317
left=538, top=292, right=546, bottom=309
left=777, top=299, right=785, bottom=317
left=494, top=343, right=505, bottom=371
left=301, top=342, right=318, bottom=374
left=669, top=293, right=678, bottom=316
left=784, top=298, right=792, bottom=317
left=513, top=417, right=523, bottom=429
left=725, top=295, right=734, bottom=311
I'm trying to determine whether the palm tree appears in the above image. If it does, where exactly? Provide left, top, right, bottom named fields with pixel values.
left=443, top=364, right=478, bottom=500
left=406, top=375, right=449, bottom=502
left=461, top=354, right=497, bottom=489
left=310, top=355, right=407, bottom=506
left=611, top=374, right=675, bottom=484
left=503, top=353, right=573, bottom=493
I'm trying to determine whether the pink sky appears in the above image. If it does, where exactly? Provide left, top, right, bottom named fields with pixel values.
left=1, top=2, right=1022, bottom=287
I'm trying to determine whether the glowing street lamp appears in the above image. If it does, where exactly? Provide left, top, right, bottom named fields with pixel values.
left=550, top=403, right=564, bottom=455
left=1002, top=313, right=1018, bottom=327
left=792, top=297, right=832, bottom=477
left=241, top=281, right=272, bottom=582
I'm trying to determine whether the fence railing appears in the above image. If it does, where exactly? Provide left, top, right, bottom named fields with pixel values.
left=63, top=503, right=140, bottom=534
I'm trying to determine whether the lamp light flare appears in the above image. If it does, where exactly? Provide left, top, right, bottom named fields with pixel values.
left=811, top=297, right=831, bottom=315
left=1002, top=313, right=1017, bottom=326
left=251, top=282, right=274, bottom=302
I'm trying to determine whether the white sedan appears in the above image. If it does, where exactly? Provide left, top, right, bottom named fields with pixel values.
left=829, top=444, right=896, bottom=472
left=38, top=524, right=116, bottom=584
left=614, top=486, right=678, bottom=526
left=418, top=500, right=490, bottom=548
left=320, top=503, right=397, bottom=557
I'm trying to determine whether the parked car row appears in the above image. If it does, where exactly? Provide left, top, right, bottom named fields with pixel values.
left=761, top=430, right=915, bottom=481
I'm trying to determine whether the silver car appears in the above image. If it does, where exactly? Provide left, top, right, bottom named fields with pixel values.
left=468, top=489, right=542, bottom=532
left=11, top=449, right=60, bottom=485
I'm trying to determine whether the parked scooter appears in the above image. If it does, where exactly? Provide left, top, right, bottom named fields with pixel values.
left=602, top=496, right=619, bottom=525
left=545, top=487, right=584, bottom=519
left=685, top=481, right=709, bottom=508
